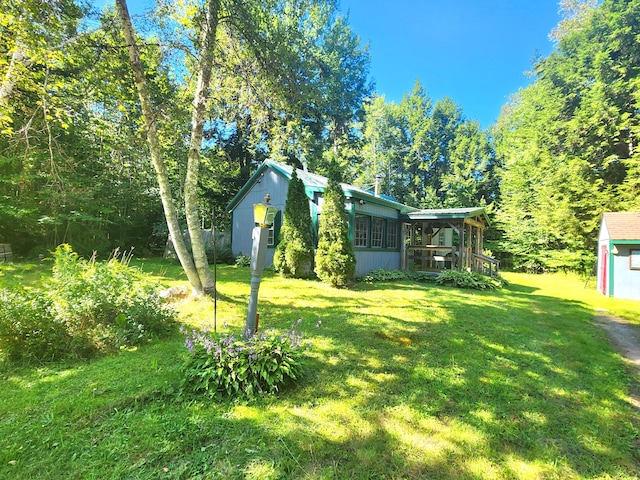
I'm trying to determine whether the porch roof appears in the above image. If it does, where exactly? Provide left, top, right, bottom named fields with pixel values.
left=402, top=207, right=490, bottom=225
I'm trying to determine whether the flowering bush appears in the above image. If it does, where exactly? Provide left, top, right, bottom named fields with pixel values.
left=180, top=321, right=307, bottom=398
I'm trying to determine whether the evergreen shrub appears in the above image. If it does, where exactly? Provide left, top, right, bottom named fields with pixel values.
left=315, top=167, right=355, bottom=287
left=274, top=169, right=315, bottom=278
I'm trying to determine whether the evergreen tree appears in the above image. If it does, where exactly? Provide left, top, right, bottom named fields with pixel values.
left=495, top=0, right=640, bottom=272
left=273, top=168, right=314, bottom=278
left=315, top=166, right=355, bottom=287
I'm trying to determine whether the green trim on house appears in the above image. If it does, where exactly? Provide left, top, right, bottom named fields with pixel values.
left=227, top=159, right=418, bottom=215
left=403, top=207, right=490, bottom=226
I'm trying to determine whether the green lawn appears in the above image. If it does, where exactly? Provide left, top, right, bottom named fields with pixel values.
left=1, top=261, right=639, bottom=479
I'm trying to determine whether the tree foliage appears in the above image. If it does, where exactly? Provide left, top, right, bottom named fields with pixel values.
left=0, top=2, right=172, bottom=256
left=274, top=168, right=314, bottom=278
left=0, top=0, right=371, bottom=270
left=315, top=165, right=355, bottom=287
left=495, top=0, right=640, bottom=272
left=353, top=81, right=498, bottom=209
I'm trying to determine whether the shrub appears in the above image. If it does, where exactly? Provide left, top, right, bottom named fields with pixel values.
left=180, top=322, right=307, bottom=398
left=0, top=289, right=73, bottom=362
left=235, top=255, right=251, bottom=267
left=274, top=169, right=315, bottom=278
left=360, top=269, right=410, bottom=282
left=435, top=269, right=506, bottom=290
left=360, top=269, right=437, bottom=283
left=51, top=245, right=177, bottom=350
left=315, top=165, right=355, bottom=287
left=0, top=245, right=177, bottom=363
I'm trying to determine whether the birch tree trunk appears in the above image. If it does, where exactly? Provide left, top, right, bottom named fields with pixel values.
left=115, top=0, right=204, bottom=296
left=184, top=0, right=220, bottom=295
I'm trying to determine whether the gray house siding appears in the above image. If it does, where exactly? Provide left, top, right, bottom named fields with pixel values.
left=231, top=168, right=289, bottom=265
left=350, top=202, right=401, bottom=276
left=611, top=243, right=640, bottom=300
left=352, top=250, right=401, bottom=276
left=228, top=160, right=415, bottom=277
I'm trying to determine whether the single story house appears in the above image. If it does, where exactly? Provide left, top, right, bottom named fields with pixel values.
left=227, top=159, right=497, bottom=277
left=597, top=212, right=640, bottom=300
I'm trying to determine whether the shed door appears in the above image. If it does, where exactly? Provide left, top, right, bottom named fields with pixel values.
left=600, top=245, right=608, bottom=295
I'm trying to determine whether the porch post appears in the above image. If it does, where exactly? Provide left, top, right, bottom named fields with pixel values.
left=401, top=223, right=409, bottom=270
left=459, top=221, right=464, bottom=272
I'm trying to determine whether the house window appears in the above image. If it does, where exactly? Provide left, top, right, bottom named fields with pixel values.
left=631, top=249, right=640, bottom=270
left=267, top=224, right=275, bottom=246
left=372, top=218, right=384, bottom=248
left=354, top=215, right=369, bottom=247
left=267, top=211, right=281, bottom=246
left=387, top=221, right=398, bottom=249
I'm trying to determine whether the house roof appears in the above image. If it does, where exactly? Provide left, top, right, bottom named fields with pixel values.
left=403, top=207, right=490, bottom=225
left=227, top=159, right=417, bottom=214
left=603, top=212, right=640, bottom=240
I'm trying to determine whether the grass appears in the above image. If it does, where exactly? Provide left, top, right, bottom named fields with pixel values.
left=1, top=260, right=639, bottom=479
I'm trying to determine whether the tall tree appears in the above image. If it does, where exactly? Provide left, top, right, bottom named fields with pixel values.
left=355, top=95, right=409, bottom=202
left=116, top=0, right=206, bottom=295
left=114, top=0, right=368, bottom=295
left=495, top=0, right=640, bottom=271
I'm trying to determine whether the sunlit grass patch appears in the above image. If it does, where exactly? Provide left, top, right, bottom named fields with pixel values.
left=0, top=263, right=639, bottom=479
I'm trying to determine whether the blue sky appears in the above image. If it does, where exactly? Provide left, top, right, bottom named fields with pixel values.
left=94, top=0, right=561, bottom=128
left=340, top=0, right=561, bottom=128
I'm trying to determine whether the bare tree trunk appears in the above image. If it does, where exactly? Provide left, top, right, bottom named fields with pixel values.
left=115, top=0, right=204, bottom=296
left=184, top=0, right=220, bottom=296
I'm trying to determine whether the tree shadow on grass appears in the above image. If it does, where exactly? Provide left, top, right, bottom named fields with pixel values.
left=250, top=280, right=640, bottom=478
left=1, top=278, right=639, bottom=479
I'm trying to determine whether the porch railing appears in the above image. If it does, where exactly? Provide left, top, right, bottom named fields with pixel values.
left=406, top=246, right=499, bottom=276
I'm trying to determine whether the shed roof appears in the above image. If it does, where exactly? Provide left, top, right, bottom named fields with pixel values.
left=227, top=159, right=417, bottom=214
left=603, top=212, right=640, bottom=240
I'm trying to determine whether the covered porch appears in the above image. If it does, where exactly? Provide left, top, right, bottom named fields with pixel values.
left=400, top=207, right=499, bottom=276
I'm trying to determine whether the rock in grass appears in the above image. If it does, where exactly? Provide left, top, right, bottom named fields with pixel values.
left=159, top=285, right=189, bottom=301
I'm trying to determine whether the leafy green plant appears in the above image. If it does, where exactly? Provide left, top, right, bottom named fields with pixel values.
left=0, top=245, right=177, bottom=363
left=435, top=269, right=506, bottom=290
left=360, top=269, right=438, bottom=283
left=235, top=254, right=251, bottom=267
left=180, top=321, right=307, bottom=398
left=360, top=269, right=409, bottom=282
left=0, top=289, right=73, bottom=362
